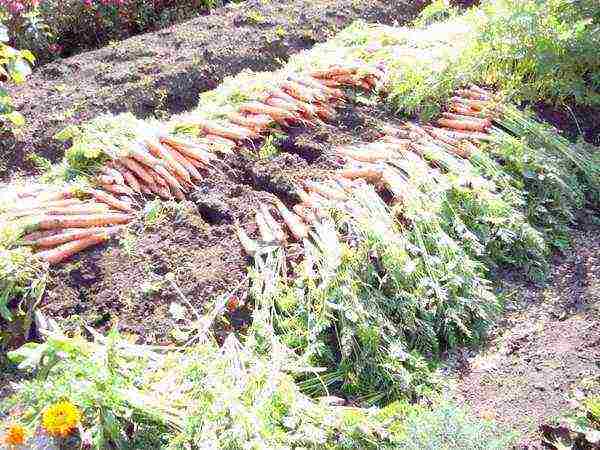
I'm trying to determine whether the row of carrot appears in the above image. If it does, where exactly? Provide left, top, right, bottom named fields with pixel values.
left=1, top=186, right=135, bottom=264
left=232, top=85, right=498, bottom=251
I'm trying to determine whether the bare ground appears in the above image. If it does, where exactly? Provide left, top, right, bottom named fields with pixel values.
left=448, top=222, right=600, bottom=448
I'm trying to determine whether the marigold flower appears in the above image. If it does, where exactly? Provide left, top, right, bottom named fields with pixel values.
left=3, top=423, right=27, bottom=446
left=41, top=401, right=81, bottom=437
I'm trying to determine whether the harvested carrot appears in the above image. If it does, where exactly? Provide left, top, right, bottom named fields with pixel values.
left=450, top=96, right=490, bottom=111
left=161, top=138, right=215, bottom=165
left=423, top=126, right=460, bottom=146
left=238, top=102, right=302, bottom=127
left=26, top=226, right=123, bottom=248
left=305, top=181, right=346, bottom=201
left=339, top=166, right=383, bottom=182
left=147, top=182, right=172, bottom=199
left=310, top=66, right=355, bottom=79
left=191, top=117, right=255, bottom=142
left=442, top=112, right=491, bottom=129
left=205, top=134, right=238, bottom=149
left=35, top=234, right=110, bottom=264
left=120, top=157, right=156, bottom=186
left=437, top=118, right=489, bottom=133
left=153, top=165, right=185, bottom=193
left=100, top=183, right=135, bottom=197
left=128, top=144, right=165, bottom=169
left=281, top=80, right=326, bottom=103
left=85, top=188, right=135, bottom=213
left=288, top=74, right=345, bottom=100
left=96, top=174, right=118, bottom=185
left=30, top=213, right=133, bottom=231
left=275, top=201, right=308, bottom=240
left=145, top=140, right=192, bottom=185
left=437, top=128, right=491, bottom=142
left=102, top=165, right=126, bottom=184
left=168, top=147, right=202, bottom=181
left=314, top=103, right=336, bottom=121
left=227, top=112, right=271, bottom=133
left=456, top=88, right=491, bottom=101
left=260, top=204, right=286, bottom=243
left=111, top=161, right=142, bottom=194
left=34, top=189, right=75, bottom=203
left=139, top=182, right=153, bottom=195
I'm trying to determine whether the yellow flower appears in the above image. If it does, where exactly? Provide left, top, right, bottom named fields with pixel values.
left=3, top=423, right=27, bottom=446
left=41, top=401, right=81, bottom=437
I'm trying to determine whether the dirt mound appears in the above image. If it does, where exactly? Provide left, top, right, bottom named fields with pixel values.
left=2, top=0, right=426, bottom=182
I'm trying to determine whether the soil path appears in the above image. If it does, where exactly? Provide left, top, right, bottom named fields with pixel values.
left=2, top=0, right=426, bottom=181
left=449, top=223, right=600, bottom=448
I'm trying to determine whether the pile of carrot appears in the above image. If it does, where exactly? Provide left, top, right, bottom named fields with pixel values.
left=2, top=186, right=135, bottom=264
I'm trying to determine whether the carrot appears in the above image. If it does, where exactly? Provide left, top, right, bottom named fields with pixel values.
left=227, top=112, right=271, bottom=133
left=275, top=201, right=308, bottom=240
left=336, top=146, right=390, bottom=163
left=423, top=126, right=460, bottom=146
left=310, top=66, right=355, bottom=79
left=238, top=102, right=302, bottom=127
left=161, top=138, right=215, bottom=165
left=281, top=80, right=326, bottom=103
left=34, top=189, right=75, bottom=203
left=236, top=227, right=258, bottom=257
left=120, top=157, right=156, bottom=186
left=5, top=199, right=84, bottom=215
left=41, top=203, right=111, bottom=216
left=317, top=78, right=342, bottom=88
left=101, top=165, right=125, bottom=185
left=469, top=84, right=493, bottom=97
left=145, top=140, right=192, bottom=185
left=27, top=225, right=123, bottom=248
left=96, top=174, right=119, bottom=185
left=456, top=88, right=491, bottom=101
left=339, top=166, right=383, bottom=182
left=170, top=185, right=186, bottom=201
left=152, top=165, right=185, bottom=193
left=304, top=181, right=346, bottom=201
left=437, top=128, right=492, bottom=142
left=29, top=213, right=133, bottom=231
left=449, top=103, right=488, bottom=118
left=314, top=103, right=336, bottom=122
left=442, top=112, right=491, bottom=129
left=100, top=183, right=135, bottom=197
left=35, top=234, right=110, bottom=264
left=128, top=144, right=165, bottom=169
left=111, top=161, right=142, bottom=194
left=205, top=134, right=238, bottom=149
left=191, top=117, right=256, bottom=142
left=450, top=96, right=490, bottom=111
left=168, top=147, right=202, bottom=181
left=437, top=118, right=489, bottom=133
left=139, top=182, right=153, bottom=195
left=85, top=188, right=135, bottom=213
left=147, top=182, right=172, bottom=199
left=266, top=95, right=303, bottom=115
left=288, top=74, right=345, bottom=100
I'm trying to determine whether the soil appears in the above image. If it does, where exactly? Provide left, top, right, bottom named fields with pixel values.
left=1, top=0, right=426, bottom=182
left=534, top=102, right=600, bottom=146
left=448, top=222, right=600, bottom=448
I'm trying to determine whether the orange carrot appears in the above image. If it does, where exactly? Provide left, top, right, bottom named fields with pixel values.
left=304, top=181, right=346, bottom=201
left=205, top=134, right=237, bottom=149
left=102, top=165, right=126, bottom=185
left=310, top=66, right=355, bottom=79
left=159, top=137, right=216, bottom=164
left=85, top=188, right=135, bottom=213
left=437, top=128, right=492, bottom=142
left=145, top=140, right=192, bottom=185
left=289, top=74, right=345, bottom=100
left=26, top=226, right=123, bottom=248
left=314, top=103, right=336, bottom=121
left=35, top=234, right=110, bottom=264
left=238, top=102, right=302, bottom=127
left=128, top=145, right=164, bottom=169
left=275, top=201, right=308, bottom=240
left=120, top=157, right=156, bottom=186
left=442, top=112, right=491, bottom=129
left=191, top=117, right=256, bottom=141
left=147, top=182, right=172, bottom=199
left=456, top=88, right=491, bottom=101
left=339, top=166, right=383, bottom=182
left=100, top=183, right=135, bottom=197
left=139, top=182, right=153, bottom=195
left=227, top=112, right=271, bottom=133
left=437, top=118, right=489, bottom=133
left=111, top=161, right=142, bottom=194
left=31, top=213, right=133, bottom=231
left=152, top=165, right=185, bottom=192
left=281, top=80, right=326, bottom=103
left=450, top=96, right=490, bottom=111
left=40, top=203, right=111, bottom=216
left=168, top=147, right=202, bottom=181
